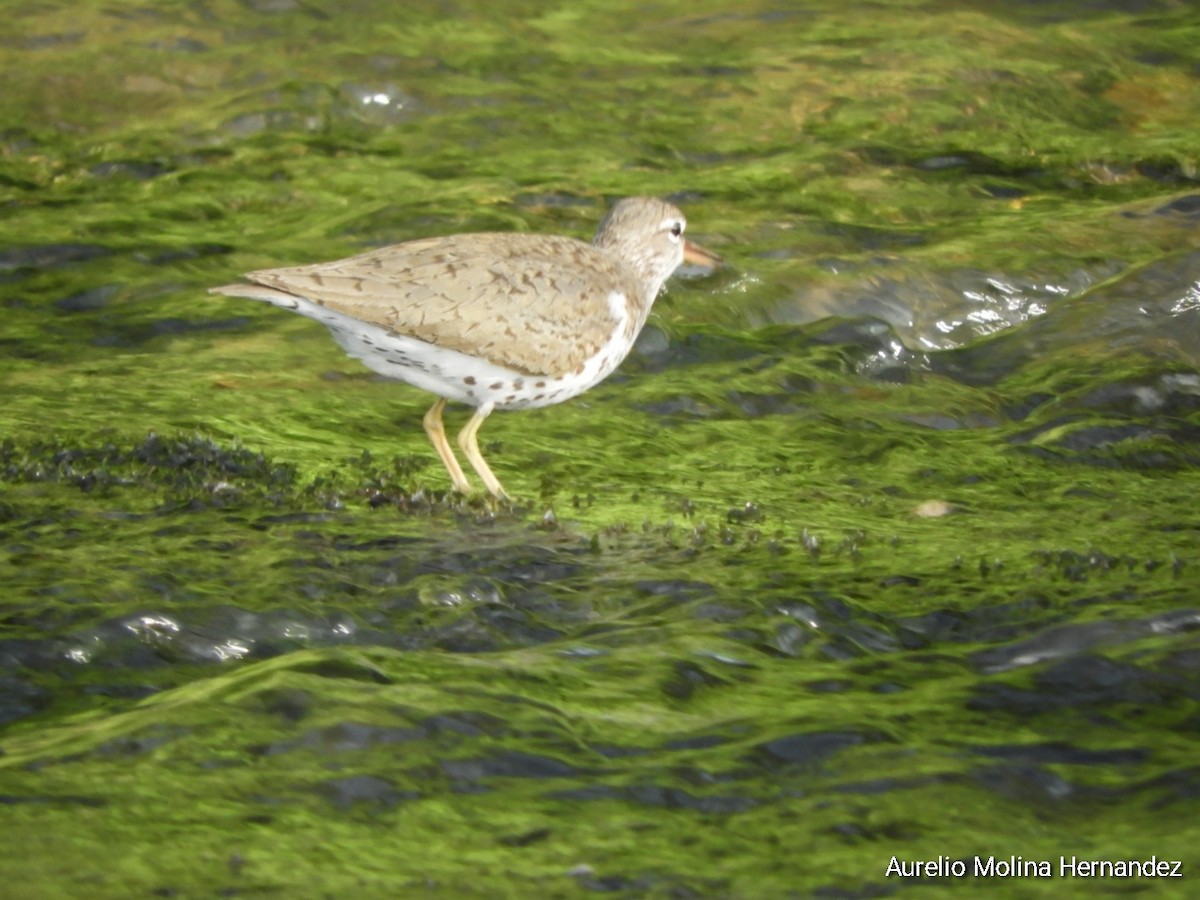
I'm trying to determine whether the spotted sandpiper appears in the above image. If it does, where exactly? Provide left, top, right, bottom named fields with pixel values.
left=211, top=196, right=717, bottom=499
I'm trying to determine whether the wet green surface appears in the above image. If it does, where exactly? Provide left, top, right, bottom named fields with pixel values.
left=3, top=0, right=1200, bottom=897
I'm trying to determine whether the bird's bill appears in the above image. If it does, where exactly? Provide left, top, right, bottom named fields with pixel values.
left=682, top=240, right=721, bottom=269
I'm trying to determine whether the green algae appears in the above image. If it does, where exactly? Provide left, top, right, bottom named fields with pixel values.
left=1, top=641, right=1197, bottom=897
left=3, top=0, right=1200, bottom=896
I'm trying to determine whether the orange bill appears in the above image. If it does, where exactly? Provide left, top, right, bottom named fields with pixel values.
left=683, top=239, right=721, bottom=269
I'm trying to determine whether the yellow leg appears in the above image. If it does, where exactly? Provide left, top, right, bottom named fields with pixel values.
left=457, top=403, right=509, bottom=500
left=422, top=398, right=473, bottom=494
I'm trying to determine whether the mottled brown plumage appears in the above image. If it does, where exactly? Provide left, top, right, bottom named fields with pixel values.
left=241, top=234, right=647, bottom=377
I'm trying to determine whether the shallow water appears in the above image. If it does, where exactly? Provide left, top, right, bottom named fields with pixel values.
left=2, top=0, right=1200, bottom=896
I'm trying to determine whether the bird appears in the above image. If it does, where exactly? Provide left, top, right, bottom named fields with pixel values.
left=210, top=196, right=718, bottom=500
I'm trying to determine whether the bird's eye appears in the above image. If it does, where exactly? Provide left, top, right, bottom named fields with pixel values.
left=668, top=221, right=684, bottom=240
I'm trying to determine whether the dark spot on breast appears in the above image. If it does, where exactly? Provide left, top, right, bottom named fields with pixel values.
left=489, top=382, right=503, bottom=390
left=504, top=394, right=515, bottom=402
left=464, top=376, right=476, bottom=385
left=512, top=379, right=524, bottom=390
left=534, top=381, right=546, bottom=388
left=533, top=393, right=544, bottom=401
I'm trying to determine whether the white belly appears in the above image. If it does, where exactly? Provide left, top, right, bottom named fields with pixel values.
left=291, top=291, right=635, bottom=411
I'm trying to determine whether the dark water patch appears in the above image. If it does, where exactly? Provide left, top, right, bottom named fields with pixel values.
left=0, top=675, right=50, bottom=726
left=661, top=732, right=735, bottom=751
left=1150, top=193, right=1200, bottom=218
left=856, top=145, right=1022, bottom=176
left=1002, top=367, right=1200, bottom=469
left=412, top=542, right=590, bottom=584
left=276, top=652, right=394, bottom=685
left=878, top=574, right=922, bottom=588
left=635, top=394, right=722, bottom=419
left=979, top=182, right=1028, bottom=199
left=421, top=711, right=508, bottom=738
left=148, top=36, right=209, bottom=53
left=803, top=678, right=853, bottom=694
left=1156, top=647, right=1200, bottom=679
left=968, top=653, right=1194, bottom=717
left=133, top=243, right=234, bottom=266
left=256, top=512, right=340, bottom=527
left=822, top=622, right=904, bottom=659
left=497, top=826, right=552, bottom=847
left=972, top=608, right=1200, bottom=675
left=831, top=771, right=958, bottom=796
left=972, top=764, right=1078, bottom=804
left=0, top=638, right=79, bottom=675
left=661, top=659, right=736, bottom=702
left=0, top=243, right=110, bottom=274
left=1040, top=650, right=1200, bottom=703
left=246, top=686, right=312, bottom=723
left=442, top=749, right=585, bottom=783
left=900, top=411, right=1001, bottom=430
left=54, top=284, right=119, bottom=313
left=1014, top=421, right=1200, bottom=471
left=1135, top=157, right=1200, bottom=186
left=92, top=727, right=181, bottom=759
left=692, top=602, right=750, bottom=625
left=1082, top=374, right=1200, bottom=419
left=972, top=742, right=1149, bottom=767
left=588, top=742, right=653, bottom=760
left=552, top=782, right=757, bottom=815
left=316, top=774, right=415, bottom=811
left=896, top=604, right=1037, bottom=648
left=1001, top=392, right=1057, bottom=422
left=910, top=151, right=1041, bottom=178
left=263, top=721, right=423, bottom=756
left=10, top=31, right=85, bottom=50
left=751, top=729, right=882, bottom=771
left=1142, top=767, right=1200, bottom=809
left=629, top=327, right=778, bottom=374
left=90, top=313, right=256, bottom=349
left=0, top=793, right=105, bottom=808
left=724, top=389, right=808, bottom=418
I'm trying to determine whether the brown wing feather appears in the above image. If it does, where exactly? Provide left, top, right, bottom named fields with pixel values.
left=244, top=234, right=642, bottom=375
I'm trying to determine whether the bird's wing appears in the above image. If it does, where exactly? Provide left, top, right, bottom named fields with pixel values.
left=242, top=234, right=641, bottom=376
